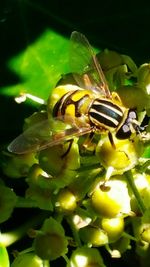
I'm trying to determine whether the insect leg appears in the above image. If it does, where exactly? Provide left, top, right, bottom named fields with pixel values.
left=61, top=139, right=74, bottom=158
left=108, top=131, right=116, bottom=149
left=83, top=74, right=93, bottom=88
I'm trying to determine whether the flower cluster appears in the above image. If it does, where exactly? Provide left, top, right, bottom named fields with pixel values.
left=1, top=48, right=150, bottom=267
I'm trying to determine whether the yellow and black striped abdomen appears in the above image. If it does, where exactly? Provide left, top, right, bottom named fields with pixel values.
left=52, top=86, right=92, bottom=119
left=89, top=99, right=124, bottom=131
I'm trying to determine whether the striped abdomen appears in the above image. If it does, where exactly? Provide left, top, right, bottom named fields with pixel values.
left=53, top=89, right=91, bottom=118
left=89, top=99, right=124, bottom=130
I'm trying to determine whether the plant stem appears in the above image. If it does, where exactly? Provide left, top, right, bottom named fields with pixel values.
left=63, top=254, right=70, bottom=266
left=67, top=216, right=82, bottom=247
left=125, top=170, right=146, bottom=215
left=43, top=260, right=50, bottom=267
left=122, top=231, right=137, bottom=241
left=15, top=196, right=38, bottom=208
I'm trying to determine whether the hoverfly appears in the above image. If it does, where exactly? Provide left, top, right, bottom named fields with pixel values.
left=8, top=31, right=142, bottom=154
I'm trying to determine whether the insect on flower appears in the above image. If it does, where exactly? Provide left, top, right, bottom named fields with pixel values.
left=8, top=31, right=144, bottom=154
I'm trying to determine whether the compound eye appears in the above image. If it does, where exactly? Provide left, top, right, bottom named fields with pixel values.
left=116, top=124, right=131, bottom=139
left=128, top=110, right=137, bottom=120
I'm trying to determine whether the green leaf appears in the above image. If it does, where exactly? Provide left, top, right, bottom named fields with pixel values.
left=0, top=246, right=9, bottom=267
left=0, top=185, right=17, bottom=223
left=1, top=29, right=70, bottom=102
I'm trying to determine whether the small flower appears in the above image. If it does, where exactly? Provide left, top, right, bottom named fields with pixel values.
left=91, top=177, right=131, bottom=218
left=11, top=252, right=46, bottom=267
left=34, top=217, right=68, bottom=260
left=67, top=247, right=106, bottom=267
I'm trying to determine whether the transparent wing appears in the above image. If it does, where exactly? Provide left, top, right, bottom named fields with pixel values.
left=70, top=31, right=111, bottom=97
left=8, top=117, right=92, bottom=154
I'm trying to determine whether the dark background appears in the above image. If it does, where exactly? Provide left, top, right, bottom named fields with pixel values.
left=0, top=1, right=150, bottom=266
left=1, top=0, right=150, bottom=142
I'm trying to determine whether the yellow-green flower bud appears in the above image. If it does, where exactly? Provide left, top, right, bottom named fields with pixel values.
left=96, top=134, right=142, bottom=175
left=67, top=247, right=106, bottom=267
left=132, top=209, right=150, bottom=244
left=11, top=252, right=46, bottom=267
left=2, top=153, right=37, bottom=179
left=117, top=85, right=149, bottom=111
left=137, top=63, right=150, bottom=95
left=110, top=236, right=131, bottom=255
left=141, top=227, right=150, bottom=243
left=55, top=188, right=77, bottom=213
left=27, top=164, right=51, bottom=187
left=130, top=173, right=150, bottom=213
left=35, top=232, right=67, bottom=260
left=101, top=217, right=124, bottom=242
left=97, top=50, right=123, bottom=71
left=39, top=138, right=80, bottom=190
left=79, top=226, right=108, bottom=246
left=91, top=178, right=131, bottom=218
left=34, top=217, right=68, bottom=260
left=39, top=138, right=80, bottom=177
